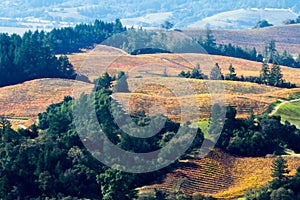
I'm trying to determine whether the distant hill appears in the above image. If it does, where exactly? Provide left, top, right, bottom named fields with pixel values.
left=0, top=0, right=300, bottom=31
left=184, top=24, right=300, bottom=54
left=188, top=8, right=298, bottom=29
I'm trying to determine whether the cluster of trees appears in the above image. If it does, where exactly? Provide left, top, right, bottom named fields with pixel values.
left=225, top=62, right=296, bottom=88
left=245, top=156, right=300, bottom=200
left=0, top=32, right=76, bottom=86
left=210, top=105, right=300, bottom=157
left=0, top=19, right=126, bottom=87
left=178, top=64, right=208, bottom=79
left=283, top=16, right=300, bottom=25
left=47, top=19, right=125, bottom=54
left=254, top=19, right=274, bottom=28
left=262, top=39, right=300, bottom=68
left=178, top=62, right=296, bottom=88
left=197, top=30, right=300, bottom=68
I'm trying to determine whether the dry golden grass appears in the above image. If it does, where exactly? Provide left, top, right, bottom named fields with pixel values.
left=67, top=45, right=300, bottom=121
left=2, top=45, right=300, bottom=126
left=69, top=46, right=300, bottom=85
left=113, top=77, right=300, bottom=121
left=0, top=78, right=93, bottom=129
left=140, top=149, right=300, bottom=199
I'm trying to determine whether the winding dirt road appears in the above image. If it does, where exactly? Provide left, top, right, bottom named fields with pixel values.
left=269, top=98, right=300, bottom=116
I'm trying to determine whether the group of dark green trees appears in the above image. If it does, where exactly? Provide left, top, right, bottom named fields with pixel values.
left=210, top=105, right=300, bottom=156
left=178, top=62, right=296, bottom=88
left=0, top=19, right=126, bottom=87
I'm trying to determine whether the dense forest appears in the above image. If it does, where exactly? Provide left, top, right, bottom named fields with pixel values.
left=0, top=19, right=125, bottom=87
left=1, top=73, right=300, bottom=199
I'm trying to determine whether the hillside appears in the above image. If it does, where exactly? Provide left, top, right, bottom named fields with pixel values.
left=0, top=0, right=299, bottom=31
left=184, top=24, right=300, bottom=54
left=188, top=8, right=298, bottom=30
left=2, top=45, right=300, bottom=128
left=139, top=149, right=300, bottom=199
left=0, top=78, right=92, bottom=128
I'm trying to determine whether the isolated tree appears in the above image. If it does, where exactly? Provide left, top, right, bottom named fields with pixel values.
left=263, top=40, right=279, bottom=64
left=260, top=62, right=270, bottom=84
left=163, top=67, right=168, bottom=77
left=203, top=28, right=216, bottom=47
left=271, top=156, right=290, bottom=189
left=269, top=63, right=283, bottom=86
left=161, top=21, right=174, bottom=31
left=210, top=63, right=223, bottom=80
left=227, top=63, right=237, bottom=80
left=114, top=71, right=130, bottom=92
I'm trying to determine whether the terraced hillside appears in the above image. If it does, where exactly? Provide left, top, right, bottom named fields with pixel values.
left=139, top=149, right=300, bottom=199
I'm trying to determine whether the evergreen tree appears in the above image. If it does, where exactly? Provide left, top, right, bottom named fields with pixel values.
left=210, top=63, right=223, bottom=80
left=114, top=71, right=130, bottom=92
left=227, top=63, right=237, bottom=80
left=204, top=28, right=216, bottom=47
left=269, top=63, right=283, bottom=86
left=190, top=63, right=207, bottom=79
left=271, top=156, right=290, bottom=189
left=260, top=62, right=270, bottom=84
left=263, top=40, right=279, bottom=64
left=95, top=73, right=113, bottom=90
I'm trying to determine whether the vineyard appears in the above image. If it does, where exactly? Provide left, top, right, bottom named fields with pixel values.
left=139, top=149, right=300, bottom=199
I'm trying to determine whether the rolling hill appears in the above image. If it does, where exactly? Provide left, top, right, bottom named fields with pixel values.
left=2, top=45, right=300, bottom=129
left=139, top=148, right=300, bottom=199
left=0, top=0, right=300, bottom=31
left=188, top=8, right=298, bottom=30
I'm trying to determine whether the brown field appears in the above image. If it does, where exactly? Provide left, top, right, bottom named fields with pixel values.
left=2, top=45, right=300, bottom=129
left=0, top=78, right=93, bottom=128
left=140, top=148, right=300, bottom=199
left=184, top=24, right=300, bottom=54
left=69, top=45, right=300, bottom=121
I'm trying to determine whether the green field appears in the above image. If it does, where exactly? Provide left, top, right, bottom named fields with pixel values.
left=274, top=101, right=300, bottom=128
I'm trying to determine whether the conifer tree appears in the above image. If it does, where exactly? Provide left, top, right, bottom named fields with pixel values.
left=260, top=62, right=270, bottom=84
left=210, top=63, right=223, bottom=80
left=269, top=63, right=283, bottom=86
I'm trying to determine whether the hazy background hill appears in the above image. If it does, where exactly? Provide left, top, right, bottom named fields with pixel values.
left=1, top=0, right=300, bottom=31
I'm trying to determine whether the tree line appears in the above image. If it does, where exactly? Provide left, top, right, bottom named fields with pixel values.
left=178, top=62, right=296, bottom=88
left=0, top=19, right=126, bottom=87
left=114, top=28, right=300, bottom=69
